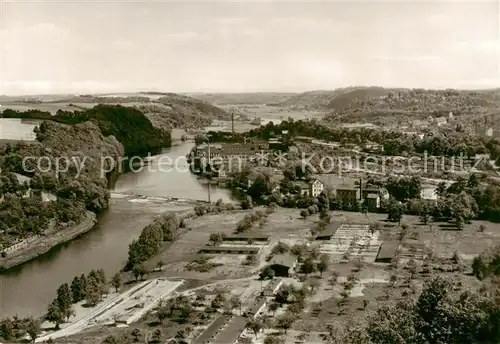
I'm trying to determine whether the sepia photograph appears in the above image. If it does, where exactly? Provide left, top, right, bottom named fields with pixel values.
left=1, top=1, right=500, bottom=343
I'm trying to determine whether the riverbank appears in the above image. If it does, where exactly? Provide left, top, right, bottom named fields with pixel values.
left=0, top=211, right=97, bottom=271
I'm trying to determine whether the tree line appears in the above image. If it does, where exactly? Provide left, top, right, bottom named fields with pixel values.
left=1, top=105, right=171, bottom=157
left=125, top=213, right=181, bottom=270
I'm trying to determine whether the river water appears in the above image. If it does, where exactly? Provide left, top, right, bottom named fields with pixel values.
left=0, top=142, right=234, bottom=318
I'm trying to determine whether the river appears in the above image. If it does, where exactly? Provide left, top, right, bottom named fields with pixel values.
left=0, top=142, right=234, bottom=318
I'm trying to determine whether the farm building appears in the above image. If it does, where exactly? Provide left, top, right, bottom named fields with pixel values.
left=315, top=223, right=342, bottom=240
left=199, top=246, right=260, bottom=255
left=375, top=242, right=399, bottom=263
left=269, top=254, right=297, bottom=277
left=262, top=278, right=283, bottom=296
left=193, top=315, right=247, bottom=344
left=224, top=234, right=269, bottom=242
left=245, top=297, right=267, bottom=319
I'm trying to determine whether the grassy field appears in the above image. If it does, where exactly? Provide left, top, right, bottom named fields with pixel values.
left=57, top=207, right=500, bottom=344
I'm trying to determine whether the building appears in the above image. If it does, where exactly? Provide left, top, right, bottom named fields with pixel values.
left=193, top=316, right=247, bottom=344
left=224, top=234, right=269, bottom=243
left=310, top=179, right=324, bottom=197
left=335, top=186, right=358, bottom=206
left=375, top=242, right=399, bottom=263
left=245, top=297, right=267, bottom=319
left=262, top=278, right=283, bottom=296
left=0, top=173, right=57, bottom=204
left=434, top=117, right=447, bottom=127
left=269, top=254, right=297, bottom=277
left=364, top=193, right=380, bottom=211
left=199, top=246, right=260, bottom=255
left=294, top=136, right=314, bottom=143
left=295, top=179, right=324, bottom=198
left=315, top=222, right=342, bottom=240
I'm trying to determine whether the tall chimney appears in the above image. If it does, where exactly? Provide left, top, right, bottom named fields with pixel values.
left=231, top=112, right=235, bottom=137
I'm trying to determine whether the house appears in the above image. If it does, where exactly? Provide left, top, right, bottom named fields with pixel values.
left=310, top=179, right=324, bottom=197
left=296, top=179, right=324, bottom=198
left=375, top=242, right=399, bottom=263
left=364, top=193, right=380, bottom=211
left=434, top=117, right=447, bottom=126
left=263, top=278, right=283, bottom=296
left=363, top=143, right=383, bottom=153
left=269, top=254, right=297, bottom=277
left=315, top=222, right=342, bottom=240
left=0, top=173, right=57, bottom=203
left=335, top=186, right=358, bottom=206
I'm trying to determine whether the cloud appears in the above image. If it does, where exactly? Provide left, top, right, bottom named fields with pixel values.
left=452, top=40, right=500, bottom=53
left=371, top=55, right=441, bottom=62
left=3, top=81, right=126, bottom=95
left=166, top=31, right=207, bottom=42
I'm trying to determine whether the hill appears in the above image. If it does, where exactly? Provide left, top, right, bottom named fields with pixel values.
left=1, top=105, right=170, bottom=156
left=135, top=93, right=231, bottom=130
left=185, top=92, right=296, bottom=105
left=1, top=92, right=230, bottom=131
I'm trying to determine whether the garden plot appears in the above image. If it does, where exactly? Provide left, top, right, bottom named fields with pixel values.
left=319, top=224, right=382, bottom=262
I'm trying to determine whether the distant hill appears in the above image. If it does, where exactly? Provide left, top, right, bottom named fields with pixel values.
left=0, top=92, right=230, bottom=131
left=280, top=86, right=500, bottom=111
left=185, top=92, right=296, bottom=105
left=280, top=89, right=352, bottom=109
left=136, top=93, right=231, bottom=130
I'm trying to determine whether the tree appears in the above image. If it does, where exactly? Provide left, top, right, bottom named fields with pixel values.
left=230, top=295, right=242, bottom=315
left=268, top=302, right=279, bottom=316
left=156, top=260, right=164, bottom=271
left=247, top=320, right=263, bottom=338
left=132, top=264, right=148, bottom=281
left=260, top=266, right=275, bottom=280
left=211, top=293, right=225, bottom=309
left=317, top=254, right=329, bottom=276
left=276, top=313, right=294, bottom=333
left=70, top=276, right=84, bottom=303
left=264, top=335, right=285, bottom=344
left=209, top=232, right=226, bottom=246
left=151, top=328, right=162, bottom=343
left=195, top=134, right=208, bottom=145
left=300, top=209, right=310, bottom=218
left=45, top=300, right=64, bottom=329
left=301, top=257, right=316, bottom=276
left=26, top=317, right=40, bottom=343
left=56, top=283, right=73, bottom=321
left=307, top=279, right=321, bottom=293
left=419, top=206, right=430, bottom=225
left=388, top=200, right=404, bottom=225
left=111, top=273, right=122, bottom=292
left=472, top=256, right=488, bottom=280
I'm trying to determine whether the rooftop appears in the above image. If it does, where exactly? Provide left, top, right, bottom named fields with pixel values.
left=376, top=242, right=399, bottom=261
left=315, top=222, right=342, bottom=238
left=199, top=246, right=260, bottom=254
left=269, top=253, right=297, bottom=268
left=264, top=278, right=283, bottom=292
left=246, top=297, right=267, bottom=316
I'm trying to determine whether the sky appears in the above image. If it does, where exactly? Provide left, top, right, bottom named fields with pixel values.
left=1, top=1, right=500, bottom=95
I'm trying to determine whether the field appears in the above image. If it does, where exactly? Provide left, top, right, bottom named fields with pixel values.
left=45, top=207, right=500, bottom=344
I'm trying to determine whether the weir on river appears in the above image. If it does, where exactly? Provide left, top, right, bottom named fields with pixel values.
left=0, top=143, right=235, bottom=318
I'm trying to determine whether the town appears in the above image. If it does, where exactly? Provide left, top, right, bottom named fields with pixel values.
left=1, top=1, right=500, bottom=344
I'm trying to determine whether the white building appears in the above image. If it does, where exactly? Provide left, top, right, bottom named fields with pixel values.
left=310, top=179, right=324, bottom=197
